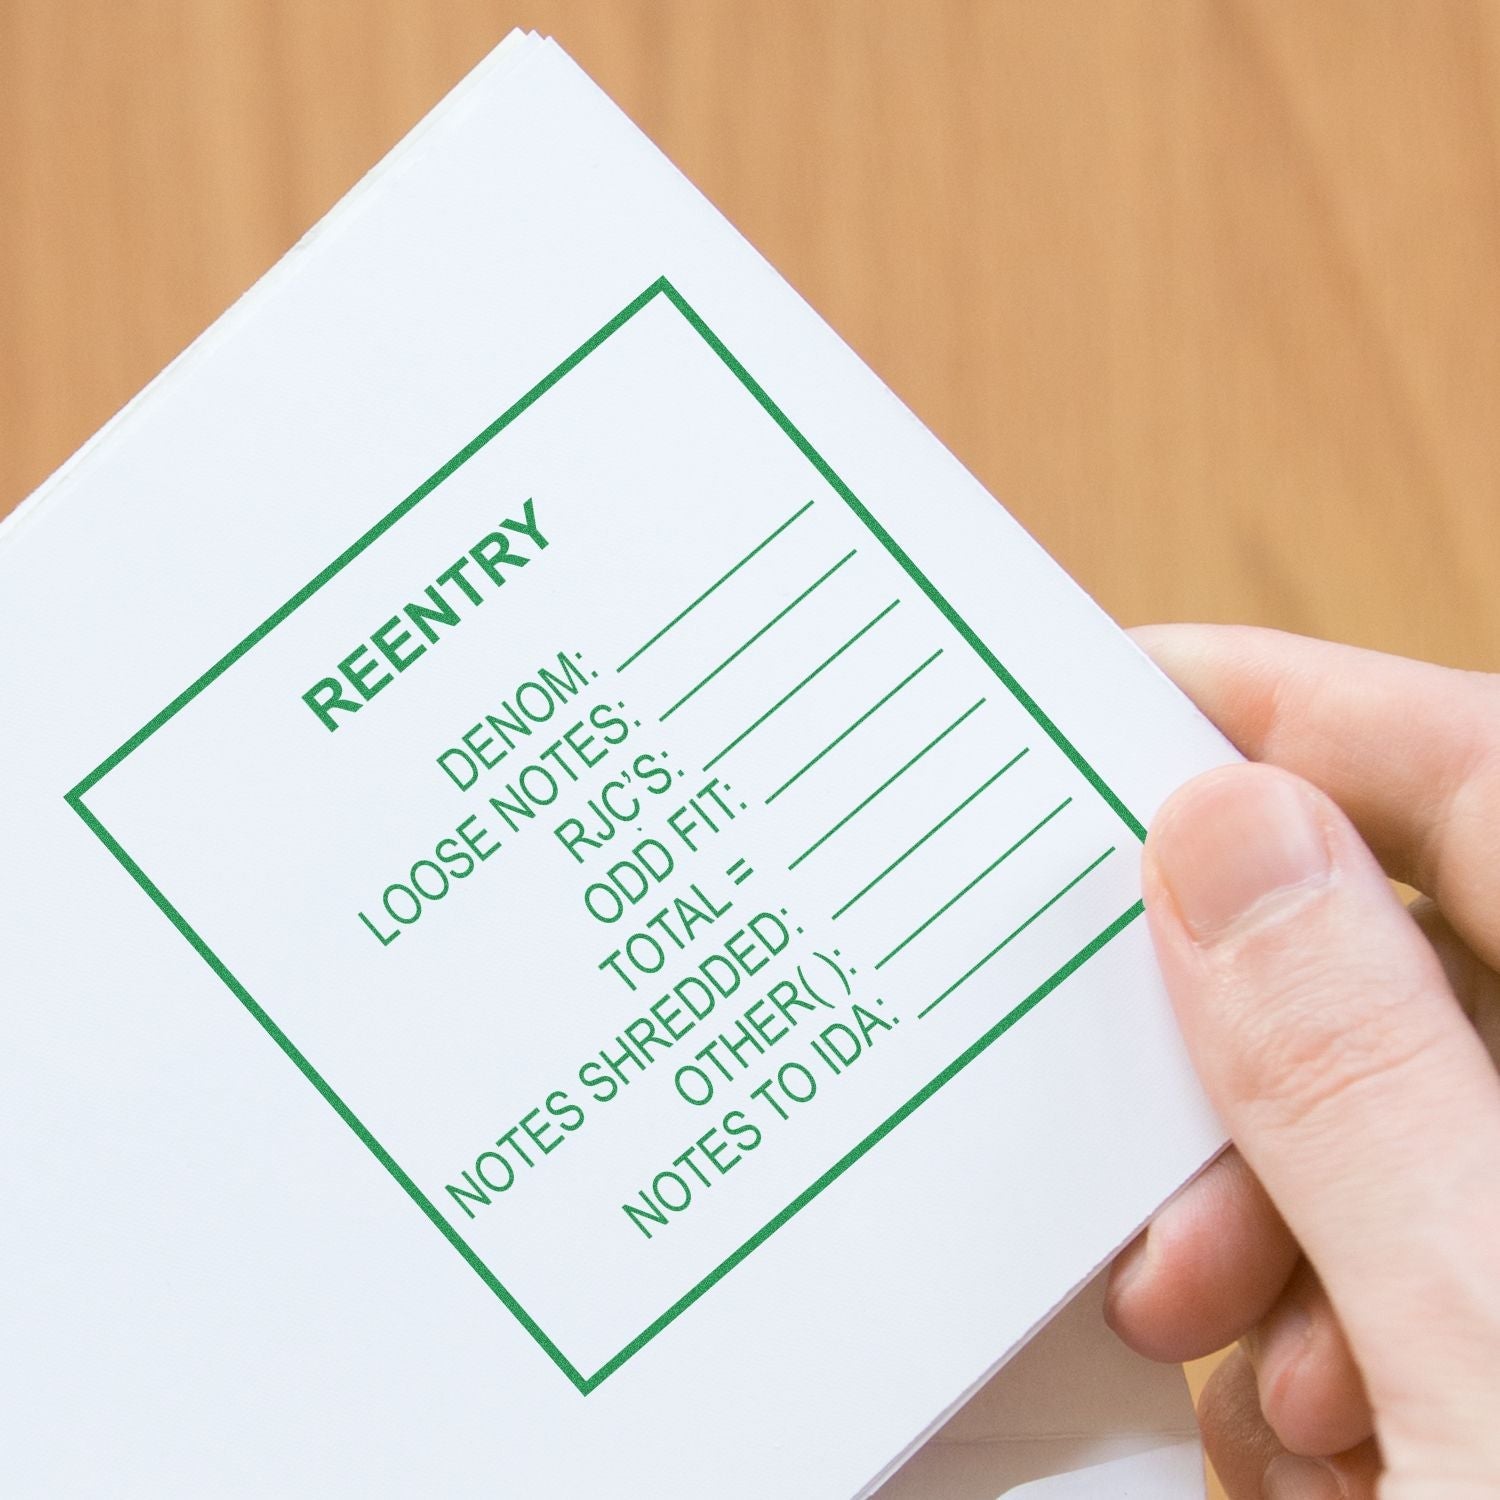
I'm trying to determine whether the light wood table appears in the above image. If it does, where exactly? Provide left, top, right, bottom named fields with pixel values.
left=6, top=5, right=1498, bottom=1495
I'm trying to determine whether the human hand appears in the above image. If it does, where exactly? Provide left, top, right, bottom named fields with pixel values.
left=1104, top=625, right=1500, bottom=1499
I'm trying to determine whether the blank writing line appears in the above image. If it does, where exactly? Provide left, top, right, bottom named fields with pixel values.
left=787, top=699, right=986, bottom=872
left=874, top=796, right=1072, bottom=969
left=764, top=649, right=943, bottom=805
left=659, top=550, right=856, bottom=721
left=916, top=846, right=1118, bottom=1018
left=616, top=499, right=815, bottom=672
left=702, top=600, right=900, bottom=771
left=831, top=748, right=1030, bottom=919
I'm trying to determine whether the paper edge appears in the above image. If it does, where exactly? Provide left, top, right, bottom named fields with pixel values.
left=0, top=27, right=543, bottom=555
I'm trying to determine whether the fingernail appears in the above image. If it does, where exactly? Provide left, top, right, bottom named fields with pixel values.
left=1104, top=1231, right=1151, bottom=1320
left=1263, top=1453, right=1344, bottom=1500
left=1153, top=771, right=1331, bottom=942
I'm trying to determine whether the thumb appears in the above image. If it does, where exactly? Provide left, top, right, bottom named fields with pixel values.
left=1144, top=763, right=1500, bottom=1477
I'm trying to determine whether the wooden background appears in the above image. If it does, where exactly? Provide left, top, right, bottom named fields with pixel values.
left=5, top=2, right=1498, bottom=1493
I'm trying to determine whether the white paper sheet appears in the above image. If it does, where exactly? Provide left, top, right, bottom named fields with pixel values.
left=878, top=1273, right=1203, bottom=1496
left=0, top=32, right=1223, bottom=1496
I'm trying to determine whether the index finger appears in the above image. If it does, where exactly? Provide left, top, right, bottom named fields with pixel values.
left=1132, top=624, right=1500, bottom=970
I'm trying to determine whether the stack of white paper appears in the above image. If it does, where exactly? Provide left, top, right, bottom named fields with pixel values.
left=1, top=31, right=1231, bottom=1496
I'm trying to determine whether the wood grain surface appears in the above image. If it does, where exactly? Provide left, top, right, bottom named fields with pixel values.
left=5, top=4, right=1498, bottom=1495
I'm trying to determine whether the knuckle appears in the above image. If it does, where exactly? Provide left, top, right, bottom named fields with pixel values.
left=1193, top=1353, right=1244, bottom=1451
left=1223, top=964, right=1444, bottom=1141
left=1195, top=1347, right=1274, bottom=1493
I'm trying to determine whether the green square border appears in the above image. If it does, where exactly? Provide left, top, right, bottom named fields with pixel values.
left=67, top=277, right=1146, bottom=1394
